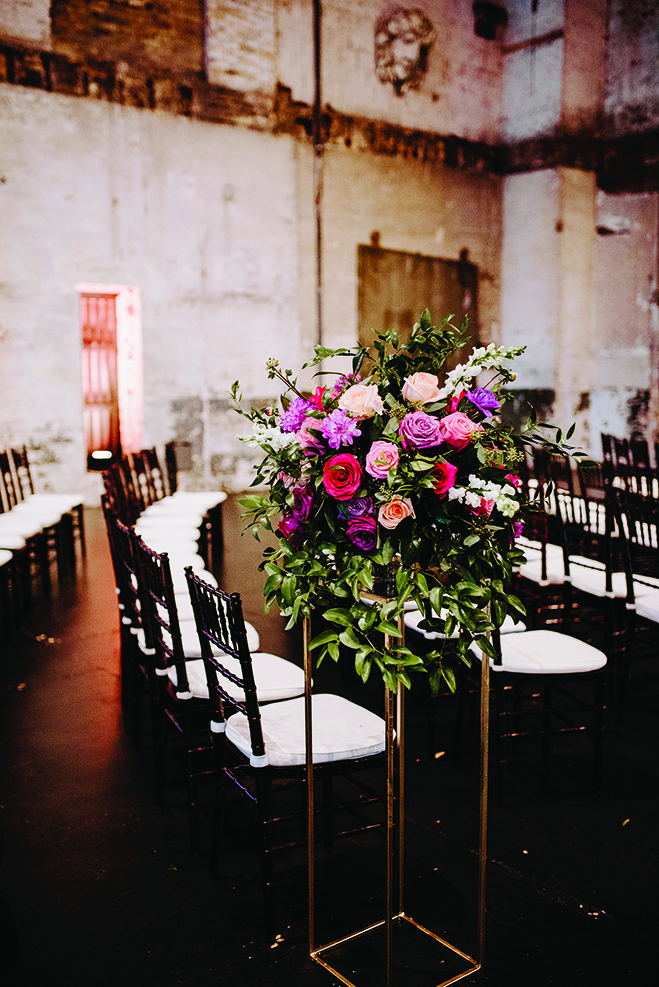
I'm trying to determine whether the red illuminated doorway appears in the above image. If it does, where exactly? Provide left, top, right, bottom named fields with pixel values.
left=76, top=283, right=143, bottom=471
left=80, top=292, right=121, bottom=470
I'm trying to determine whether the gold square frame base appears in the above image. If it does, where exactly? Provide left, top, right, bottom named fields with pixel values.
left=311, top=913, right=480, bottom=987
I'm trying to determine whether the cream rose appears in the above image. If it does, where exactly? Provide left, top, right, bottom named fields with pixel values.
left=338, top=383, right=384, bottom=419
left=378, top=496, right=415, bottom=530
left=402, top=372, right=441, bottom=404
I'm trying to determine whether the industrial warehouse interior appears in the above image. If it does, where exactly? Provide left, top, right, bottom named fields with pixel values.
left=1, top=2, right=658, bottom=985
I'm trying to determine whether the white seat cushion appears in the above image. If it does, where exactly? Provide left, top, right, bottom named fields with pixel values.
left=168, top=652, right=304, bottom=703
left=473, top=629, right=607, bottom=674
left=24, top=493, right=82, bottom=511
left=568, top=558, right=628, bottom=598
left=0, top=549, right=13, bottom=566
left=405, top=608, right=525, bottom=639
left=0, top=533, right=26, bottom=550
left=136, top=532, right=201, bottom=555
left=516, top=542, right=567, bottom=585
left=169, top=491, right=227, bottom=510
left=225, top=693, right=385, bottom=767
left=634, top=588, right=659, bottom=624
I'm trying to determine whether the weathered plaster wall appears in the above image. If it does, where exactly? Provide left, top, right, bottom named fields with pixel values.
left=311, top=143, right=502, bottom=353
left=605, top=0, right=659, bottom=136
left=501, top=169, right=559, bottom=390
left=279, top=0, right=503, bottom=143
left=0, top=0, right=50, bottom=47
left=0, top=86, right=300, bottom=496
left=591, top=190, right=659, bottom=442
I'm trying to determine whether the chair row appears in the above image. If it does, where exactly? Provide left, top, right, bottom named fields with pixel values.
left=101, top=496, right=387, bottom=934
left=0, top=445, right=84, bottom=635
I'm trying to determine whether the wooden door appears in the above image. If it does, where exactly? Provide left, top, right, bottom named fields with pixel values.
left=357, top=246, right=479, bottom=370
left=80, top=293, right=121, bottom=470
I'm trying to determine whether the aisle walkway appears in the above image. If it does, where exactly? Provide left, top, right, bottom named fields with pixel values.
left=0, top=502, right=656, bottom=986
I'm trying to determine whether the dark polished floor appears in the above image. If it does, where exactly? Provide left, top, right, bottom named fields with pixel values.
left=1, top=500, right=657, bottom=986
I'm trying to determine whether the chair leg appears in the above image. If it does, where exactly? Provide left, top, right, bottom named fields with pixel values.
left=494, top=676, right=505, bottom=806
left=593, top=673, right=605, bottom=796
left=256, top=776, right=276, bottom=938
left=542, top=681, right=553, bottom=757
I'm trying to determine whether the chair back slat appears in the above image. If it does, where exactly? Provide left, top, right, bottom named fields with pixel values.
left=186, top=570, right=266, bottom=761
left=10, top=446, right=35, bottom=499
left=142, top=448, right=167, bottom=501
left=0, top=450, right=19, bottom=511
left=134, top=537, right=190, bottom=693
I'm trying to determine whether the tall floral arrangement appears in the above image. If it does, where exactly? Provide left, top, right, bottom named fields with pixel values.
left=233, top=311, right=582, bottom=693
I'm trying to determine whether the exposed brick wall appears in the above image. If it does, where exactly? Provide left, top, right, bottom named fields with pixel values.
left=51, top=0, right=204, bottom=75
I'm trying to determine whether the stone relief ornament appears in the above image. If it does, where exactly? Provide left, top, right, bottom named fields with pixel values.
left=375, top=7, right=436, bottom=96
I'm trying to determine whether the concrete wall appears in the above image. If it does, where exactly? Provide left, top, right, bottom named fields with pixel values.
left=0, top=86, right=300, bottom=496
left=0, top=0, right=51, bottom=48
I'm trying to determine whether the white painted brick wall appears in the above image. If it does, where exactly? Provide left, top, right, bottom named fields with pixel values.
left=0, top=0, right=51, bottom=47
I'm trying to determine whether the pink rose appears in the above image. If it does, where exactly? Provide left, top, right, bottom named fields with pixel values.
left=323, top=453, right=363, bottom=500
left=378, top=496, right=415, bottom=530
left=365, top=440, right=399, bottom=479
left=338, top=383, right=384, bottom=419
left=402, top=372, right=441, bottom=404
left=297, top=417, right=324, bottom=454
left=431, top=461, right=458, bottom=497
left=472, top=497, right=495, bottom=517
left=439, top=412, right=484, bottom=450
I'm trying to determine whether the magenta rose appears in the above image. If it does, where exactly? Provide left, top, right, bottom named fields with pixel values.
left=323, top=453, right=363, bottom=500
left=277, top=514, right=305, bottom=548
left=438, top=412, right=484, bottom=450
left=431, top=461, right=458, bottom=497
left=365, top=440, right=399, bottom=478
left=346, top=515, right=378, bottom=551
left=398, top=411, right=444, bottom=450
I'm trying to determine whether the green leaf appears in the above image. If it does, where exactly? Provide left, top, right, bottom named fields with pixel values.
left=339, top=627, right=362, bottom=650
left=324, top=607, right=355, bottom=627
left=376, top=620, right=403, bottom=637
left=309, top=629, right=339, bottom=650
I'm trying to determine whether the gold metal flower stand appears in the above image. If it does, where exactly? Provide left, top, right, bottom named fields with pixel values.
left=303, top=606, right=490, bottom=987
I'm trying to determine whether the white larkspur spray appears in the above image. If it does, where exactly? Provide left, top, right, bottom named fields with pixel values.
left=438, top=343, right=527, bottom=399
left=242, top=422, right=296, bottom=453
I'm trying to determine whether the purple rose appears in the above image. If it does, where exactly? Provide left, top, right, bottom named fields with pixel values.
left=399, top=411, right=444, bottom=450
left=465, top=388, right=500, bottom=418
left=291, top=487, right=313, bottom=522
left=346, top=515, right=377, bottom=551
left=337, top=496, right=374, bottom=519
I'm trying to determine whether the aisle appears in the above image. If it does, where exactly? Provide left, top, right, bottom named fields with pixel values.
left=0, top=503, right=656, bottom=986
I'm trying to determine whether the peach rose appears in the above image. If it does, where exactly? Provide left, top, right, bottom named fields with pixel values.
left=338, top=383, right=384, bottom=419
left=378, top=496, right=415, bottom=530
left=402, top=372, right=441, bottom=404
left=439, top=411, right=484, bottom=450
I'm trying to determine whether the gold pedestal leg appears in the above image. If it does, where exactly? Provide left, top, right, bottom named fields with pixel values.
left=306, top=608, right=487, bottom=986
